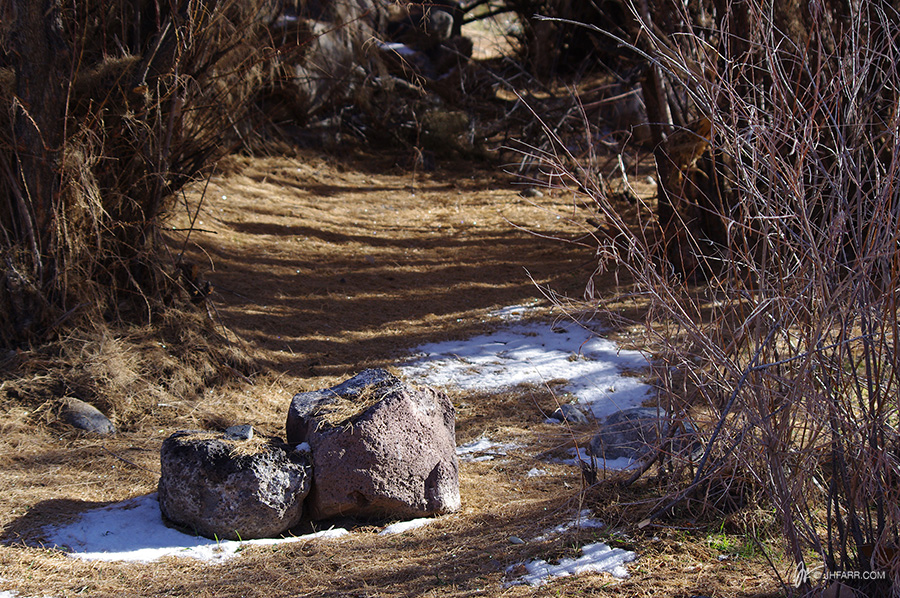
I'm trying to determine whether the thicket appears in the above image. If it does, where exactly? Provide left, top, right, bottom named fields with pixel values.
left=490, top=0, right=637, bottom=75
left=536, top=0, right=900, bottom=595
left=0, top=0, right=296, bottom=349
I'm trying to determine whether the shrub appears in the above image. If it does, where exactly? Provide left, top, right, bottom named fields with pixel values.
left=0, top=0, right=284, bottom=347
left=563, top=1, right=900, bottom=594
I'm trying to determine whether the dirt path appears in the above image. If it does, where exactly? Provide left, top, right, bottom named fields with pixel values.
left=181, top=150, right=596, bottom=387
left=0, top=150, right=777, bottom=598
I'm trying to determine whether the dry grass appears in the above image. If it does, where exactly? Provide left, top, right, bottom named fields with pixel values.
left=0, top=148, right=786, bottom=597
left=313, top=384, right=398, bottom=429
left=166, top=431, right=279, bottom=458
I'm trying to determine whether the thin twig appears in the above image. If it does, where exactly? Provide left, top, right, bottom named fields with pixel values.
left=102, top=445, right=160, bottom=475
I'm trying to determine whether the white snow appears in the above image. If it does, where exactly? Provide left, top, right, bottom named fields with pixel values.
left=455, top=437, right=520, bottom=462
left=507, top=542, right=637, bottom=586
left=378, top=518, right=434, bottom=535
left=488, top=302, right=539, bottom=320
left=532, top=509, right=605, bottom=542
left=526, top=468, right=548, bottom=477
left=43, top=493, right=347, bottom=563
left=400, top=318, right=651, bottom=420
left=376, top=41, right=419, bottom=57
left=561, top=446, right=637, bottom=471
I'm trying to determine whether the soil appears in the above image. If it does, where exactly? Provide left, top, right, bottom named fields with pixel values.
left=0, top=149, right=783, bottom=597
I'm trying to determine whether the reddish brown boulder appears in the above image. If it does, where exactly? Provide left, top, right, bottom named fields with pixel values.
left=286, top=369, right=460, bottom=520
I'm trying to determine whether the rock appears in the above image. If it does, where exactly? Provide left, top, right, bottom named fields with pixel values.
left=286, top=368, right=460, bottom=520
left=421, top=109, right=472, bottom=155
left=158, top=430, right=311, bottom=541
left=588, top=407, right=669, bottom=461
left=549, top=404, right=589, bottom=425
left=224, top=424, right=254, bottom=441
left=60, top=397, right=115, bottom=435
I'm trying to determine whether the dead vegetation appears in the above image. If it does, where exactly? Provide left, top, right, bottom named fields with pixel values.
left=5, top=0, right=898, bottom=596
left=0, top=139, right=791, bottom=597
left=314, top=384, right=398, bottom=428
left=534, top=2, right=900, bottom=596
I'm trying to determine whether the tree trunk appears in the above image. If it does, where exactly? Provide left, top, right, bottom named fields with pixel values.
left=11, top=0, right=68, bottom=272
left=4, top=0, right=70, bottom=338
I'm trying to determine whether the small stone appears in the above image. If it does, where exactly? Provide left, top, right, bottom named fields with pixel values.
left=518, top=187, right=544, bottom=198
left=508, top=536, right=526, bottom=545
left=549, top=404, right=589, bottom=425
left=59, top=397, right=115, bottom=435
left=224, top=425, right=253, bottom=440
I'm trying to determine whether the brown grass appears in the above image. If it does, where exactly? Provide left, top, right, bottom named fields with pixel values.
left=166, top=431, right=278, bottom=458
left=313, top=384, right=397, bottom=429
left=0, top=149, right=784, bottom=597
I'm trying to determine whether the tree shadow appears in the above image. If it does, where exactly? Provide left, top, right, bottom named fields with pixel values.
left=1, top=497, right=115, bottom=547
left=178, top=158, right=601, bottom=380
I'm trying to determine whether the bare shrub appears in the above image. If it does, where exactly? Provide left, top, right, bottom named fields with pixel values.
left=0, top=0, right=289, bottom=347
left=538, top=0, right=900, bottom=594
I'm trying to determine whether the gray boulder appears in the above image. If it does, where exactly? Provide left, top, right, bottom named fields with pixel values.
left=60, top=397, right=115, bottom=435
left=286, top=369, right=460, bottom=521
left=158, top=429, right=311, bottom=540
left=588, top=407, right=669, bottom=461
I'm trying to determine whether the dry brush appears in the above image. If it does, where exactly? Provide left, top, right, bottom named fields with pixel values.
left=541, top=0, right=900, bottom=595
left=0, top=0, right=299, bottom=347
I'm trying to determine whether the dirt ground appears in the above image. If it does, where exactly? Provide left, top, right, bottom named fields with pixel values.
left=0, top=149, right=783, bottom=597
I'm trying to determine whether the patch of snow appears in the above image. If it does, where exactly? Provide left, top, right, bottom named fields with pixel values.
left=400, top=318, right=651, bottom=420
left=376, top=41, right=418, bottom=57
left=554, top=446, right=636, bottom=471
left=489, top=302, right=539, bottom=320
left=1, top=590, right=55, bottom=598
left=532, top=510, right=605, bottom=542
left=507, top=542, right=637, bottom=586
left=378, top=518, right=433, bottom=536
left=456, top=438, right=519, bottom=462
left=43, top=493, right=347, bottom=563
left=526, top=468, right=548, bottom=477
